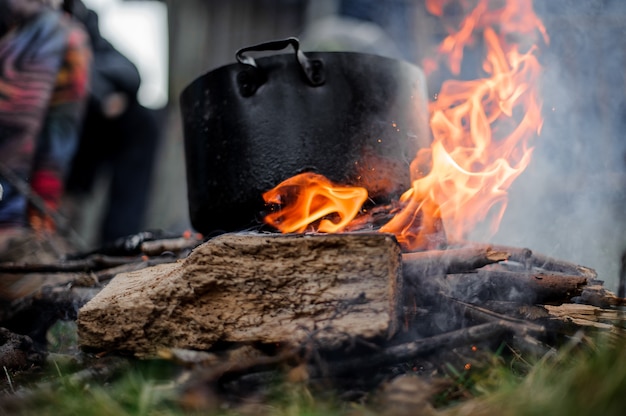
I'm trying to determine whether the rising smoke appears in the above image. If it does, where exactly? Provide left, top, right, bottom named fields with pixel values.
left=481, top=0, right=626, bottom=290
left=302, top=0, right=626, bottom=287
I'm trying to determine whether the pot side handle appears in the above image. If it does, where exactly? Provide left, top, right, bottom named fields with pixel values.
left=235, top=37, right=325, bottom=88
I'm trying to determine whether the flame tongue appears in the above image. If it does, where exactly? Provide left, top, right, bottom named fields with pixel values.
left=262, top=0, right=547, bottom=252
left=424, top=0, right=548, bottom=77
left=383, top=5, right=546, bottom=250
left=263, top=172, right=368, bottom=233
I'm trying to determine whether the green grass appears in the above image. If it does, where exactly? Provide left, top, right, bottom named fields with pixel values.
left=444, top=333, right=626, bottom=416
left=3, top=330, right=626, bottom=415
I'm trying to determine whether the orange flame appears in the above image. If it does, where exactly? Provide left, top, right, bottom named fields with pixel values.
left=424, top=0, right=548, bottom=77
left=263, top=172, right=368, bottom=233
left=263, top=0, right=548, bottom=251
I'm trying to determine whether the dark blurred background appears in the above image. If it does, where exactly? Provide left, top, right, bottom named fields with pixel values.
left=80, top=0, right=626, bottom=290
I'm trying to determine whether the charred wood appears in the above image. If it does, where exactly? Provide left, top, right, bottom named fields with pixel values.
left=402, top=246, right=510, bottom=276
left=318, top=322, right=510, bottom=378
left=178, top=322, right=515, bottom=399
left=465, top=242, right=597, bottom=278
left=0, top=285, right=99, bottom=344
left=576, top=284, right=626, bottom=308
left=405, top=268, right=589, bottom=305
left=0, top=327, right=46, bottom=370
left=0, top=228, right=618, bottom=397
left=140, top=237, right=203, bottom=256
left=444, top=296, right=546, bottom=335
left=0, top=253, right=179, bottom=274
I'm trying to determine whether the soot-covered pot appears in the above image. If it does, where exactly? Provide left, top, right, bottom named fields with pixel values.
left=180, top=37, right=430, bottom=233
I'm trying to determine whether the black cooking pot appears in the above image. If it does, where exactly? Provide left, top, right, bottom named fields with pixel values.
left=180, top=37, right=430, bottom=234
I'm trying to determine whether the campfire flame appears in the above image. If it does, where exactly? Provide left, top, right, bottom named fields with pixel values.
left=263, top=0, right=548, bottom=251
left=263, top=172, right=368, bottom=233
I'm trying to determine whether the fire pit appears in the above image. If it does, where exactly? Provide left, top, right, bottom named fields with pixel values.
left=73, top=0, right=625, bottom=405
left=1, top=0, right=626, bottom=414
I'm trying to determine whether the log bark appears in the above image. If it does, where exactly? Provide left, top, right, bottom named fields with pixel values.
left=77, top=233, right=403, bottom=356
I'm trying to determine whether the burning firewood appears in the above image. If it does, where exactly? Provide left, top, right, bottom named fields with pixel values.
left=74, top=231, right=625, bottom=357
left=0, top=230, right=623, bottom=414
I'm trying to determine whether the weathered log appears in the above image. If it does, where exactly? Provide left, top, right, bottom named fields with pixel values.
left=402, top=246, right=510, bottom=276
left=77, top=233, right=403, bottom=356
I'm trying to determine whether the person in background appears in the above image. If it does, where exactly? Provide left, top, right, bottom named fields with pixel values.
left=0, top=0, right=91, bottom=265
left=63, top=0, right=161, bottom=246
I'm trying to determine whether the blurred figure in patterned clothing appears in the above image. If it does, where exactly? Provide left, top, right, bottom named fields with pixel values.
left=64, top=0, right=160, bottom=245
left=0, top=0, right=91, bottom=270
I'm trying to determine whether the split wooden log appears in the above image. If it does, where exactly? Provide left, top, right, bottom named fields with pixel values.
left=543, top=303, right=626, bottom=334
left=77, top=233, right=403, bottom=356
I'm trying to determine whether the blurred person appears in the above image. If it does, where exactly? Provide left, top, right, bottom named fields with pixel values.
left=63, top=0, right=161, bottom=246
left=0, top=0, right=91, bottom=266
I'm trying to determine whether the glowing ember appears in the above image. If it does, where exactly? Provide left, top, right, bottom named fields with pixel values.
left=263, top=0, right=548, bottom=251
left=263, top=172, right=368, bottom=233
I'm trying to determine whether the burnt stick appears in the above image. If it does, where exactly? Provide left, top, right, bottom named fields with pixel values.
left=461, top=242, right=597, bottom=278
left=318, top=322, right=508, bottom=377
left=402, top=246, right=510, bottom=276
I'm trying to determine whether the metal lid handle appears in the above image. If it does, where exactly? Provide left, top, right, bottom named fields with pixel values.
left=236, top=37, right=325, bottom=86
